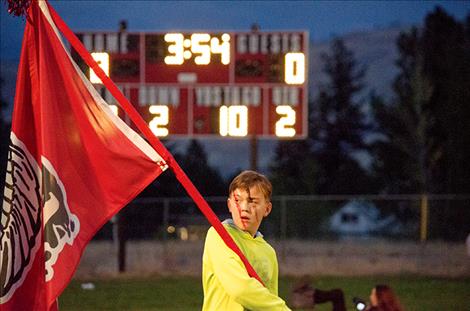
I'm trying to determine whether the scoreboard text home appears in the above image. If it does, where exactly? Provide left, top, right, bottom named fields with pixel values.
left=72, top=31, right=309, bottom=138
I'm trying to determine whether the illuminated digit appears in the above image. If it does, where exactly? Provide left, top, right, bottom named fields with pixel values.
left=285, top=52, right=305, bottom=85
left=210, top=33, right=230, bottom=65
left=191, top=33, right=211, bottom=65
left=164, top=33, right=184, bottom=65
left=149, top=105, right=169, bottom=137
left=276, top=105, right=296, bottom=137
left=219, top=106, right=229, bottom=136
left=231, top=106, right=248, bottom=136
left=90, top=52, right=109, bottom=84
left=219, top=105, right=248, bottom=137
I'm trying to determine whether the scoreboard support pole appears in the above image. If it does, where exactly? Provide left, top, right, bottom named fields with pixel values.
left=250, top=135, right=258, bottom=171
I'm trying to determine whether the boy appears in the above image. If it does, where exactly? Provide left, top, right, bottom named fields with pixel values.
left=202, top=170, right=291, bottom=310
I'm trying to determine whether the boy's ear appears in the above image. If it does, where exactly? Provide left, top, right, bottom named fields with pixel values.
left=227, top=197, right=232, bottom=211
left=264, top=202, right=272, bottom=217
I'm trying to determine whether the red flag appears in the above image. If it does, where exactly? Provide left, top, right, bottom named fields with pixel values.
left=0, top=1, right=167, bottom=310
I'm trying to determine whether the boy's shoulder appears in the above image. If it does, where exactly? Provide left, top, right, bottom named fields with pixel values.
left=205, top=223, right=238, bottom=240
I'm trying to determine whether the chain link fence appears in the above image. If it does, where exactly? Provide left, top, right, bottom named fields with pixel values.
left=78, top=194, right=470, bottom=277
left=95, top=194, right=470, bottom=242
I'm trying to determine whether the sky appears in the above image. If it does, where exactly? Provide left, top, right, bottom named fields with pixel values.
left=1, top=1, right=469, bottom=176
left=1, top=1, right=469, bottom=60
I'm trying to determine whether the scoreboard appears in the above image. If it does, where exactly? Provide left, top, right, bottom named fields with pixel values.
left=72, top=30, right=308, bottom=138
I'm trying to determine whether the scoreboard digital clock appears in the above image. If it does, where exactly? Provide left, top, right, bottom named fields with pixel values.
left=72, top=30, right=308, bottom=138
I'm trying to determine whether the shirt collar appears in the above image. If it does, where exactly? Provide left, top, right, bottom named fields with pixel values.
left=222, top=218, right=264, bottom=238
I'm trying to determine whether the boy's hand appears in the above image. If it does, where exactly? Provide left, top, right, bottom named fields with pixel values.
left=290, top=277, right=315, bottom=309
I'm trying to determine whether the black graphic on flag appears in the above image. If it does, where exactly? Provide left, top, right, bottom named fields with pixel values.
left=0, top=133, right=80, bottom=303
left=42, top=158, right=80, bottom=282
left=0, top=134, right=42, bottom=303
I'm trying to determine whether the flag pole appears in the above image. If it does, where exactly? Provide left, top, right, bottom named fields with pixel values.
left=45, top=1, right=264, bottom=286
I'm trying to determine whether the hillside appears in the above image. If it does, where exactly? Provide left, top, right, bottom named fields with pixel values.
left=309, top=26, right=407, bottom=101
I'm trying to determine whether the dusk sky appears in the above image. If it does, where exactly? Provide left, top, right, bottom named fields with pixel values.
left=1, top=1, right=469, bottom=60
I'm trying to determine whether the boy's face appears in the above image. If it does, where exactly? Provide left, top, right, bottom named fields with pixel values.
left=227, top=186, right=272, bottom=237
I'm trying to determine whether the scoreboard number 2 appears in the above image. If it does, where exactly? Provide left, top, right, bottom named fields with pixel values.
left=275, top=105, right=296, bottom=137
left=110, top=104, right=170, bottom=137
left=149, top=105, right=169, bottom=137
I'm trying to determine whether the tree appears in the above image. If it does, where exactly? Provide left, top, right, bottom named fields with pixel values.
left=371, top=7, right=470, bottom=239
left=370, top=28, right=434, bottom=194
left=0, top=77, right=12, bottom=193
left=180, top=139, right=226, bottom=196
left=269, top=139, right=316, bottom=195
left=139, top=146, right=184, bottom=198
left=310, top=38, right=372, bottom=194
left=421, top=7, right=470, bottom=195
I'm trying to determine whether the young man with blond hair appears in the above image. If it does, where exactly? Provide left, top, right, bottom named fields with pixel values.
left=202, top=170, right=291, bottom=310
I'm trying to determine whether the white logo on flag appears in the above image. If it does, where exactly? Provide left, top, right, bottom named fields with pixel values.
left=42, top=157, right=80, bottom=282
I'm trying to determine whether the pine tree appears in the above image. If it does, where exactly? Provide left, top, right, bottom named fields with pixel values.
left=370, top=28, right=433, bottom=194
left=269, top=139, right=316, bottom=195
left=310, top=38, right=371, bottom=194
left=421, top=7, right=470, bottom=195
left=181, top=139, right=226, bottom=196
left=371, top=7, right=470, bottom=239
left=0, top=77, right=11, bottom=194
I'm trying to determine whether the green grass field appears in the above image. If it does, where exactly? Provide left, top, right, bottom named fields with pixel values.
left=59, top=276, right=470, bottom=311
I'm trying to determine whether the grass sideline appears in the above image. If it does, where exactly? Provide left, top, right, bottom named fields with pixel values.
left=59, top=275, right=470, bottom=310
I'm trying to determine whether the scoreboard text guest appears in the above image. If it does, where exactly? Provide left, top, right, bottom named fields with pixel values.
left=71, top=30, right=309, bottom=139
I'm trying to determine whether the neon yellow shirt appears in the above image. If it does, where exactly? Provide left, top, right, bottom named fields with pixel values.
left=202, top=220, right=291, bottom=311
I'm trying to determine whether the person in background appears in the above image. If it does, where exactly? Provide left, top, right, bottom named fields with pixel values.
left=290, top=276, right=346, bottom=311
left=466, top=233, right=470, bottom=257
left=365, top=284, right=404, bottom=311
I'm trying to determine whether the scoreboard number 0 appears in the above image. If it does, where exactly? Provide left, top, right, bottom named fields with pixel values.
left=284, top=53, right=305, bottom=85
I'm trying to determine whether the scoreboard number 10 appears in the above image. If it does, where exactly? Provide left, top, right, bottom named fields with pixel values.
left=218, top=105, right=296, bottom=137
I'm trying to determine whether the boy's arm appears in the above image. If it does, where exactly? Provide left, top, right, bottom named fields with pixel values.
left=205, top=228, right=291, bottom=311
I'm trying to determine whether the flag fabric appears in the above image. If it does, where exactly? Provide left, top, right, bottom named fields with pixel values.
left=0, top=1, right=167, bottom=310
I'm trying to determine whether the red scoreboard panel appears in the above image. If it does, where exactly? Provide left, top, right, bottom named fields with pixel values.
left=71, top=31, right=308, bottom=139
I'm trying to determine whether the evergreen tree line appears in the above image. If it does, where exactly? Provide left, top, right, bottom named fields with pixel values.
left=269, top=7, right=470, bottom=240
left=272, top=7, right=470, bottom=196
left=143, top=7, right=469, bottom=239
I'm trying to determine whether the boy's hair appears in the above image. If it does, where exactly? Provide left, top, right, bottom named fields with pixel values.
left=229, top=170, right=272, bottom=202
